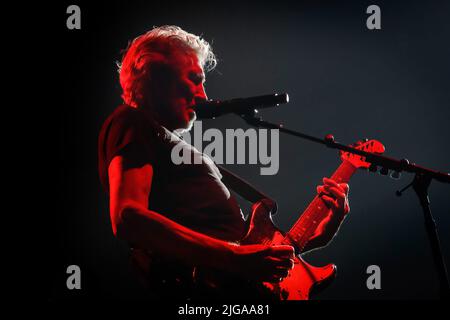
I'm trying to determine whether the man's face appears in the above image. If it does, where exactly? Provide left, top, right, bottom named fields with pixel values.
left=152, top=50, right=207, bottom=132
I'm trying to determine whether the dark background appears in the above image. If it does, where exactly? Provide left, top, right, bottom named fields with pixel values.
left=48, top=0, right=450, bottom=300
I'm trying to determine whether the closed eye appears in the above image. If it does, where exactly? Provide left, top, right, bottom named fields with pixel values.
left=189, top=72, right=205, bottom=86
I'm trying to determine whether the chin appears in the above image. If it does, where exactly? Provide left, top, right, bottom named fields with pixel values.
left=174, top=113, right=196, bottom=134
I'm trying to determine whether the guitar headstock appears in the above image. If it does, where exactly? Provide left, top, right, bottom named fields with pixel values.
left=340, top=139, right=385, bottom=169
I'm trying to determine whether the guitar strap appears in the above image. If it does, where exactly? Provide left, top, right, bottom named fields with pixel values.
left=217, top=164, right=278, bottom=215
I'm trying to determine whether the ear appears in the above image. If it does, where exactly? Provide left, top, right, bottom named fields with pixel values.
left=142, top=61, right=174, bottom=106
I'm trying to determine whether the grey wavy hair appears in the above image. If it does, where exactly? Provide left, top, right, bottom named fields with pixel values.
left=117, top=25, right=217, bottom=107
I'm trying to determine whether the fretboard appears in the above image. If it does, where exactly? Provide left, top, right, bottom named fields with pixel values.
left=282, top=161, right=357, bottom=251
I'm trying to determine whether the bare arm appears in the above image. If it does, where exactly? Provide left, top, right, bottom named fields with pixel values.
left=108, top=155, right=294, bottom=281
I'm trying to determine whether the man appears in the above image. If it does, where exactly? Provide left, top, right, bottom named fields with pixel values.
left=98, top=25, right=350, bottom=299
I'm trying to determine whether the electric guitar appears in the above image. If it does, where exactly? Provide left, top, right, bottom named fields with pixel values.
left=197, top=139, right=385, bottom=300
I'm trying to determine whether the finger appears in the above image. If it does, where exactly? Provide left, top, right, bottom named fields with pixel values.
left=344, top=202, right=350, bottom=215
left=275, top=268, right=290, bottom=278
left=323, top=183, right=346, bottom=195
left=318, top=185, right=336, bottom=199
left=323, top=177, right=339, bottom=188
left=264, top=270, right=289, bottom=283
left=316, top=185, right=325, bottom=194
left=289, top=258, right=295, bottom=269
left=270, top=245, right=295, bottom=257
left=324, top=189, right=348, bottom=217
left=272, top=251, right=295, bottom=261
left=267, top=256, right=294, bottom=269
left=339, top=183, right=349, bottom=194
left=321, top=194, right=338, bottom=210
left=268, top=268, right=289, bottom=282
left=326, top=186, right=346, bottom=201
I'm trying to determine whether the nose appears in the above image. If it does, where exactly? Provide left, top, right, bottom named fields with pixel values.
left=194, top=85, right=208, bottom=104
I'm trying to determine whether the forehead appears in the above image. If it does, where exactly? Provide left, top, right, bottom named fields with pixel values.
left=170, top=50, right=204, bottom=76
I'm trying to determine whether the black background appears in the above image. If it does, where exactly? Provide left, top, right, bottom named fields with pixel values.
left=42, top=0, right=450, bottom=302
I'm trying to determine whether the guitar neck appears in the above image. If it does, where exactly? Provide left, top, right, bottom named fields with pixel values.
left=283, top=161, right=357, bottom=251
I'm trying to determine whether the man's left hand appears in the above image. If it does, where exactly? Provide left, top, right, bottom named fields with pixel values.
left=305, top=177, right=350, bottom=251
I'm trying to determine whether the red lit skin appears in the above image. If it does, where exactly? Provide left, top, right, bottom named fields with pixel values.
left=143, top=51, right=208, bottom=132
left=305, top=178, right=350, bottom=252
left=108, top=50, right=350, bottom=282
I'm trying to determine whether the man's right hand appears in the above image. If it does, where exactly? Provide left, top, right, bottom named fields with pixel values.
left=228, top=244, right=295, bottom=282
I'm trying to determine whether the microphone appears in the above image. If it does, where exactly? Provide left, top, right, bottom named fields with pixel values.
left=193, top=93, right=289, bottom=119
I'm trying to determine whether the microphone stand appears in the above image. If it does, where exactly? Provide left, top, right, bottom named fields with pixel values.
left=239, top=112, right=450, bottom=299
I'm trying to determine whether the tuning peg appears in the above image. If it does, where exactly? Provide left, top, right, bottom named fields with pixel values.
left=390, top=171, right=402, bottom=180
left=369, top=163, right=378, bottom=172
left=380, top=167, right=389, bottom=175
left=324, top=134, right=335, bottom=143
left=400, top=158, right=410, bottom=166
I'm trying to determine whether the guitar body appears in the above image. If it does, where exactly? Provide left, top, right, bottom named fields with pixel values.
left=161, top=139, right=384, bottom=300
left=232, top=138, right=385, bottom=299
left=239, top=200, right=336, bottom=300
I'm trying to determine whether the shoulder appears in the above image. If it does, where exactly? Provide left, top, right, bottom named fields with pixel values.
left=98, top=105, right=160, bottom=190
left=99, top=104, right=164, bottom=144
left=101, top=104, right=145, bottom=132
